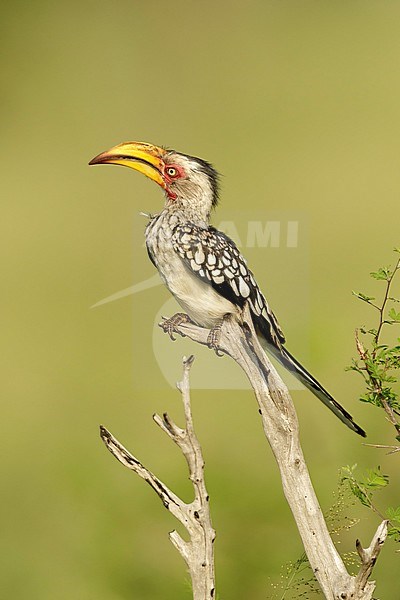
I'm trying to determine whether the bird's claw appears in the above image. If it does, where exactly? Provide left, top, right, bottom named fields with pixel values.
left=207, top=325, right=224, bottom=357
left=207, top=314, right=231, bottom=356
left=160, top=313, right=192, bottom=341
left=161, top=321, right=177, bottom=341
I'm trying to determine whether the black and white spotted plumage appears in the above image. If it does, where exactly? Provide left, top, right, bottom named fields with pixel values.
left=172, top=223, right=285, bottom=347
left=171, top=221, right=365, bottom=437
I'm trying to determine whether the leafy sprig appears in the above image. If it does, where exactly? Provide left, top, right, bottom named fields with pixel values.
left=341, top=465, right=400, bottom=544
left=349, top=248, right=400, bottom=442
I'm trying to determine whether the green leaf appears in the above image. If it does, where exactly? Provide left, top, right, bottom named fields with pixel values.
left=362, top=466, right=389, bottom=490
left=361, top=327, right=377, bottom=336
left=387, top=507, right=400, bottom=524
left=341, top=465, right=372, bottom=508
left=370, top=267, right=392, bottom=281
left=388, top=308, right=400, bottom=322
left=350, top=483, right=371, bottom=507
left=352, top=291, right=375, bottom=303
left=387, top=526, right=400, bottom=542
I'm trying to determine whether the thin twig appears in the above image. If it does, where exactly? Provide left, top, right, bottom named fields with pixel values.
left=100, top=355, right=216, bottom=600
left=363, top=443, right=400, bottom=454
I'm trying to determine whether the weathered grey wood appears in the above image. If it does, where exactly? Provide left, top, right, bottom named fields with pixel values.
left=353, top=520, right=388, bottom=598
left=162, top=306, right=387, bottom=599
left=100, top=356, right=216, bottom=600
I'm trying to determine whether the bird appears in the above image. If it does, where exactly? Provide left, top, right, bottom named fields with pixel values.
left=89, top=141, right=366, bottom=437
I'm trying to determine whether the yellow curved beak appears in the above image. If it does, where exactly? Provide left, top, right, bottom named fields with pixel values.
left=89, top=141, right=166, bottom=189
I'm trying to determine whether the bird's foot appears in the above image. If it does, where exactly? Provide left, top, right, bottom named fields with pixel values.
left=207, top=314, right=231, bottom=356
left=160, top=313, right=194, bottom=341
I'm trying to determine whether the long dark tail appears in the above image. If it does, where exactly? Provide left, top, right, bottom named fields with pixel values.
left=261, top=340, right=366, bottom=437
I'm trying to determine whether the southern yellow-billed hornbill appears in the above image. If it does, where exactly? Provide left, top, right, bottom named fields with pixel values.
left=89, top=141, right=365, bottom=437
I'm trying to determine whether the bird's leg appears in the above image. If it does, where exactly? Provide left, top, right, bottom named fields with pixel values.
left=207, top=314, right=231, bottom=356
left=160, top=313, right=195, bottom=341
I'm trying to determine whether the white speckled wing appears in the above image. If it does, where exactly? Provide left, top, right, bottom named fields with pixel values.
left=172, top=223, right=286, bottom=346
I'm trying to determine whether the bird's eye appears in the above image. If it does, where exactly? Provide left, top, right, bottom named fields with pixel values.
left=166, top=167, right=178, bottom=178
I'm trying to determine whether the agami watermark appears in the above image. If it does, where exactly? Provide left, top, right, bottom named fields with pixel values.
left=92, top=213, right=309, bottom=390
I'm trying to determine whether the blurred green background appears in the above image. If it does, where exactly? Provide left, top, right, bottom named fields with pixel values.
left=2, top=1, right=400, bottom=598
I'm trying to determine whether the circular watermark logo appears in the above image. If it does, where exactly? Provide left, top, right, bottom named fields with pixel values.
left=91, top=212, right=309, bottom=390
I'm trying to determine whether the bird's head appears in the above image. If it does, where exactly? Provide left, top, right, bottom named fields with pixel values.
left=89, top=141, right=219, bottom=222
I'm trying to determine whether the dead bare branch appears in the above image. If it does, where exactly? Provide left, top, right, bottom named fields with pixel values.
left=100, top=355, right=216, bottom=600
left=354, top=520, right=388, bottom=598
left=159, top=306, right=387, bottom=599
